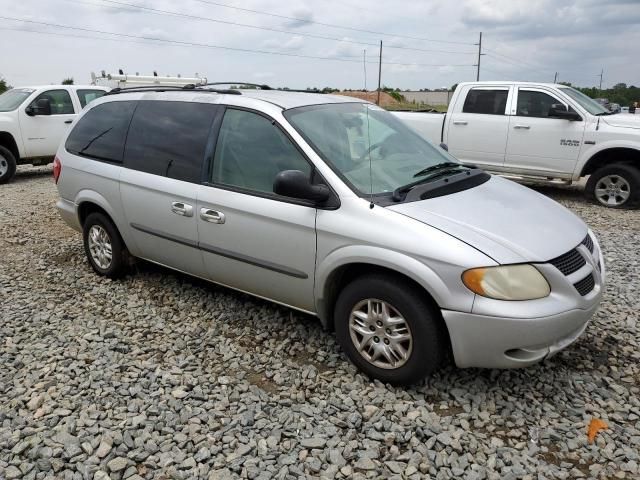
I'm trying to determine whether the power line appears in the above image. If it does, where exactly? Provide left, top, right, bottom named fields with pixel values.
left=189, top=0, right=476, bottom=46
left=72, top=0, right=476, bottom=55
left=483, top=48, right=554, bottom=74
left=0, top=17, right=475, bottom=68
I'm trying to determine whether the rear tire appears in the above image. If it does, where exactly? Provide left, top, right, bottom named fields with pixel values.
left=585, top=163, right=640, bottom=209
left=334, top=274, right=447, bottom=385
left=0, top=146, right=17, bottom=184
left=83, top=212, right=130, bottom=278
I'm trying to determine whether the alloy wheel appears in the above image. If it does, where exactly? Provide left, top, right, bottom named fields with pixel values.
left=595, top=174, right=631, bottom=207
left=0, top=154, right=7, bottom=177
left=348, top=298, right=413, bottom=369
left=88, top=225, right=113, bottom=269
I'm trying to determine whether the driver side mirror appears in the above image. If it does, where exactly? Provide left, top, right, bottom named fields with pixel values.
left=549, top=103, right=581, bottom=121
left=273, top=170, right=331, bottom=204
left=26, top=98, right=52, bottom=116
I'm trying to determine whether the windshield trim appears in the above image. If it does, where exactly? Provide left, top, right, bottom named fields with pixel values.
left=283, top=102, right=457, bottom=200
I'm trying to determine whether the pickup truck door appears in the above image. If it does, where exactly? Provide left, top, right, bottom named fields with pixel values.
left=505, top=87, right=586, bottom=175
left=19, top=88, right=77, bottom=158
left=445, top=86, right=511, bottom=168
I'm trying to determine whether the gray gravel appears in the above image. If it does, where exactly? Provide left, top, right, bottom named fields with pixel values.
left=1, top=167, right=639, bottom=480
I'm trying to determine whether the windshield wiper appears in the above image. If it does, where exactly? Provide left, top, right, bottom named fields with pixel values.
left=412, top=162, right=461, bottom=178
left=393, top=165, right=468, bottom=201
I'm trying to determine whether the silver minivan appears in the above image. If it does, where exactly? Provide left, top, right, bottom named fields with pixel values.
left=55, top=85, right=605, bottom=385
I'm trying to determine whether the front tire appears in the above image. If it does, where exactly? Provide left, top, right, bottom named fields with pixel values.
left=585, top=163, right=640, bottom=209
left=83, top=212, right=130, bottom=278
left=334, top=274, right=448, bottom=385
left=0, top=146, right=17, bottom=184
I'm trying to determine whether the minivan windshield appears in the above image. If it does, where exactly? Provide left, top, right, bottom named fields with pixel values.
left=0, top=88, right=34, bottom=112
left=284, top=103, right=459, bottom=195
left=559, top=87, right=610, bottom=115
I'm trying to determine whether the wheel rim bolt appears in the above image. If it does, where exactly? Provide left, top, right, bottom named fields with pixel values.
left=384, top=338, right=390, bottom=345
left=376, top=321, right=383, bottom=327
left=373, top=336, right=379, bottom=343
left=369, top=326, right=375, bottom=332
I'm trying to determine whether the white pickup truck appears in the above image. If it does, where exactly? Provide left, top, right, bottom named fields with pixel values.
left=0, top=85, right=108, bottom=183
left=393, top=81, right=640, bottom=208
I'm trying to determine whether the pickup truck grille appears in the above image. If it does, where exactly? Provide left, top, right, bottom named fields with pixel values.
left=548, top=234, right=597, bottom=296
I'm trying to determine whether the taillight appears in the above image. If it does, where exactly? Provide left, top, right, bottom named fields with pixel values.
left=53, top=156, right=62, bottom=184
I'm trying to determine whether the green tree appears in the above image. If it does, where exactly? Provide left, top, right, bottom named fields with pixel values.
left=62, top=77, right=74, bottom=85
left=0, top=77, right=10, bottom=94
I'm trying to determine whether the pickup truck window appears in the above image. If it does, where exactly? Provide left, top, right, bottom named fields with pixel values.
left=559, top=87, right=609, bottom=115
left=77, top=89, right=106, bottom=108
left=29, top=90, right=75, bottom=115
left=285, top=103, right=455, bottom=195
left=0, top=88, right=34, bottom=112
left=462, top=89, right=508, bottom=115
left=516, top=90, right=562, bottom=118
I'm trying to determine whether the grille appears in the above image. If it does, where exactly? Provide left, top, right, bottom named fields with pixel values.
left=574, top=274, right=595, bottom=296
left=549, top=249, right=586, bottom=276
left=582, top=234, right=594, bottom=253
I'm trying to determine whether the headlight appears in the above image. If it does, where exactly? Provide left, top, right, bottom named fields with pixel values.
left=462, top=264, right=550, bottom=301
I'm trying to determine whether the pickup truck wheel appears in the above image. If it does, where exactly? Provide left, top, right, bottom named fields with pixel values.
left=586, top=163, right=640, bottom=208
left=334, top=274, right=447, bottom=385
left=83, top=212, right=130, bottom=278
left=0, top=146, right=17, bottom=184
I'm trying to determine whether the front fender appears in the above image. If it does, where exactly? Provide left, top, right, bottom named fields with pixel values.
left=576, top=138, right=640, bottom=179
left=314, top=245, right=476, bottom=323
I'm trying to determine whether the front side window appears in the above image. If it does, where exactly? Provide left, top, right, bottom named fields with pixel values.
left=516, top=90, right=564, bottom=118
left=124, top=101, right=218, bottom=183
left=211, top=108, right=311, bottom=194
left=77, top=89, right=106, bottom=108
left=29, top=89, right=74, bottom=115
left=65, top=101, right=137, bottom=162
left=0, top=88, right=34, bottom=112
left=284, top=103, right=457, bottom=195
left=462, top=89, right=508, bottom=115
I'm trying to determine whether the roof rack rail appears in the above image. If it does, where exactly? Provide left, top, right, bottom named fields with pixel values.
left=105, top=85, right=241, bottom=95
left=203, top=82, right=272, bottom=90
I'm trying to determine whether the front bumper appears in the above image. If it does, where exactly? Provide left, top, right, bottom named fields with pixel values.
left=442, top=300, right=600, bottom=368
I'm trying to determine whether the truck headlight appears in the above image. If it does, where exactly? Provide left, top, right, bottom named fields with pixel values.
left=462, top=265, right=550, bottom=301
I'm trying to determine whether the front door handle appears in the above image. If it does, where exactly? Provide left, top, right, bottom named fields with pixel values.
left=200, top=208, right=226, bottom=224
left=514, top=124, right=531, bottom=129
left=453, top=120, right=468, bottom=125
left=64, top=120, right=73, bottom=124
left=171, top=202, right=194, bottom=217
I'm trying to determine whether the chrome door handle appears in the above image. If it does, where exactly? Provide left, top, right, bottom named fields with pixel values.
left=171, top=202, right=193, bottom=217
left=200, top=208, right=226, bottom=224
left=453, top=121, right=468, bottom=125
left=514, top=124, right=531, bottom=129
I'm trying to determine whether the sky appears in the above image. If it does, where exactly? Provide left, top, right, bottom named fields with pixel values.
left=1, top=0, right=639, bottom=90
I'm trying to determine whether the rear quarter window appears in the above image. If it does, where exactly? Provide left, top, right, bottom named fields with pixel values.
left=65, top=101, right=137, bottom=162
left=462, top=89, right=508, bottom=115
left=77, top=89, right=106, bottom=108
left=123, top=101, right=218, bottom=184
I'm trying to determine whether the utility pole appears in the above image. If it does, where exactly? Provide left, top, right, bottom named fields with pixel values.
left=475, top=32, right=482, bottom=81
left=598, top=69, right=603, bottom=92
left=377, top=40, right=382, bottom=105
left=554, top=72, right=558, bottom=83
left=363, top=49, right=367, bottom=91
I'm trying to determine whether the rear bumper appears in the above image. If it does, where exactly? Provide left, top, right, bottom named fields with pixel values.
left=442, top=301, right=600, bottom=368
left=56, top=198, right=81, bottom=232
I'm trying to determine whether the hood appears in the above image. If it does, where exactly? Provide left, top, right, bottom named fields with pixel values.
left=387, top=176, right=587, bottom=264
left=602, top=114, right=640, bottom=130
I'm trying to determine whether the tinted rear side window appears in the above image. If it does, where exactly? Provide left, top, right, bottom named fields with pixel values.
left=124, top=101, right=218, bottom=183
left=65, top=101, right=137, bottom=162
left=462, top=89, right=508, bottom=115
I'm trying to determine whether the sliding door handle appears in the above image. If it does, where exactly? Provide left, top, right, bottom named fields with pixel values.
left=171, top=202, right=194, bottom=217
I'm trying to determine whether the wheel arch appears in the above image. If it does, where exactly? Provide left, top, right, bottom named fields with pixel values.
left=0, top=131, right=20, bottom=162
left=580, top=147, right=640, bottom=177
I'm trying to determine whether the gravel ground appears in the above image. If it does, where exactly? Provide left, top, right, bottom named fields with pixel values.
left=1, top=167, right=639, bottom=480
